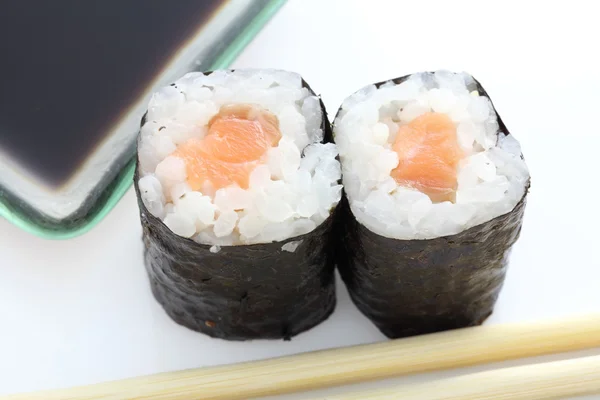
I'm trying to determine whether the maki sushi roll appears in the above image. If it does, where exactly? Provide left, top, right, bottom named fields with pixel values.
left=333, top=71, right=530, bottom=338
left=134, top=69, right=342, bottom=340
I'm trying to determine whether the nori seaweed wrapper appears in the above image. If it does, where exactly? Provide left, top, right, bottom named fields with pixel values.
left=134, top=71, right=337, bottom=341
left=334, top=72, right=530, bottom=339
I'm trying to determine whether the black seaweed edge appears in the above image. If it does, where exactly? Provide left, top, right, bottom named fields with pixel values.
left=133, top=69, right=339, bottom=340
left=332, top=71, right=531, bottom=338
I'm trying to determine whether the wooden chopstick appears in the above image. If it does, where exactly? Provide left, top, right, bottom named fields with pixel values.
left=4, top=314, right=600, bottom=400
left=318, top=354, right=600, bottom=400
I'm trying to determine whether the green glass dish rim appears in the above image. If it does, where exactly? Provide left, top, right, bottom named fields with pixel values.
left=0, top=0, right=286, bottom=240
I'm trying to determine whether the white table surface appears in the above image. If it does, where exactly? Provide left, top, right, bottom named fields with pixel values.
left=2, top=0, right=600, bottom=398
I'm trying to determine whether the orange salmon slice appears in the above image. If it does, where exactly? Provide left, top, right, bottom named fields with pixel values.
left=173, top=104, right=281, bottom=191
left=391, top=112, right=463, bottom=203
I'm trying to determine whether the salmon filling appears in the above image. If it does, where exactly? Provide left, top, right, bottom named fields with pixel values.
left=391, top=112, right=463, bottom=203
left=173, top=104, right=282, bottom=191
left=332, top=70, right=530, bottom=240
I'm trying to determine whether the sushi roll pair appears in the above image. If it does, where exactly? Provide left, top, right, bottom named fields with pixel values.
left=134, top=68, right=530, bottom=341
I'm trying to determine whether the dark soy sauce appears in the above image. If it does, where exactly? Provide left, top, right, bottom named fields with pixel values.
left=0, top=0, right=224, bottom=187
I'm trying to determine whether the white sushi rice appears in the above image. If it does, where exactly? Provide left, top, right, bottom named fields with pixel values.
left=138, top=69, right=342, bottom=245
left=334, top=70, right=530, bottom=240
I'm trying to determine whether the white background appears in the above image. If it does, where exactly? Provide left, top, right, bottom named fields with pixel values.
left=1, top=0, right=600, bottom=398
